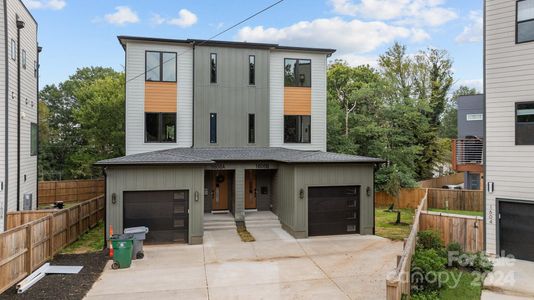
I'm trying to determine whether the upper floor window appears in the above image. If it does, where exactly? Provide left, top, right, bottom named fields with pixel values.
left=145, top=112, right=176, bottom=143
left=21, top=50, right=26, bottom=69
left=284, top=115, right=311, bottom=143
left=30, top=123, right=38, bottom=156
left=146, top=51, right=177, bottom=82
left=249, top=55, right=255, bottom=85
left=516, top=102, right=534, bottom=145
left=11, top=39, right=16, bottom=61
left=248, top=114, right=255, bottom=143
left=284, top=58, right=311, bottom=87
left=518, top=0, right=534, bottom=43
left=210, top=113, right=217, bottom=143
left=210, top=53, right=217, bottom=84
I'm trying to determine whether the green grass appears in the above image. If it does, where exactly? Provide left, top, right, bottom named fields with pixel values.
left=375, top=208, right=415, bottom=241
left=439, top=269, right=483, bottom=300
left=61, top=221, right=105, bottom=254
left=428, top=208, right=483, bottom=217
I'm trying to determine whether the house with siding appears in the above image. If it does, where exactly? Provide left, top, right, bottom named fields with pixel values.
left=484, top=0, right=534, bottom=262
left=96, top=36, right=383, bottom=244
left=0, top=0, right=39, bottom=232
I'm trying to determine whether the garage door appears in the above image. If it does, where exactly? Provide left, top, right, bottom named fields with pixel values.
left=124, top=190, right=188, bottom=244
left=499, top=201, right=534, bottom=262
left=308, top=186, right=359, bottom=236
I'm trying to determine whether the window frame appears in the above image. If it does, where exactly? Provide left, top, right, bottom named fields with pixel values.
left=145, top=51, right=177, bottom=83
left=144, top=112, right=177, bottom=143
left=210, top=113, right=217, bottom=144
left=30, top=122, right=38, bottom=156
left=516, top=0, right=534, bottom=44
left=284, top=115, right=311, bottom=144
left=21, top=49, right=26, bottom=69
left=284, top=58, right=312, bottom=87
left=11, top=39, right=16, bottom=61
left=248, top=113, right=255, bottom=144
left=249, top=55, right=256, bottom=85
left=210, top=53, right=217, bottom=84
left=515, top=101, right=534, bottom=145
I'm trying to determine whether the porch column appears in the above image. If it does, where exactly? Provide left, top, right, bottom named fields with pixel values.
left=234, top=168, right=245, bottom=221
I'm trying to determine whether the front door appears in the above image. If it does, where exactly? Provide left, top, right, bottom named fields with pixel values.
left=212, top=171, right=229, bottom=210
left=245, top=170, right=257, bottom=209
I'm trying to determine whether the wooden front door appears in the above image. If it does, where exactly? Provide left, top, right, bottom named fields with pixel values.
left=244, top=170, right=257, bottom=209
left=212, top=171, right=229, bottom=210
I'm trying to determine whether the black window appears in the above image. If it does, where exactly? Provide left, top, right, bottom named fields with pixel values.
left=518, top=0, right=534, bottom=43
left=30, top=123, right=38, bottom=156
left=249, top=55, right=255, bottom=85
left=34, top=61, right=38, bottom=78
left=284, top=58, right=311, bottom=87
left=210, top=113, right=217, bottom=143
left=210, top=53, right=217, bottom=83
left=21, top=50, right=26, bottom=69
left=146, top=51, right=176, bottom=82
left=248, top=114, right=255, bottom=143
left=284, top=115, right=311, bottom=143
left=516, top=102, right=534, bottom=145
left=145, top=113, right=176, bottom=143
left=11, top=39, right=16, bottom=61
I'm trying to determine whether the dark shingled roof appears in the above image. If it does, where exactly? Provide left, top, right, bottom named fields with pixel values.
left=95, top=147, right=384, bottom=166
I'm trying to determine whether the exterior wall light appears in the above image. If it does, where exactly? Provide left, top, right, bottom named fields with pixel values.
left=366, top=186, right=372, bottom=197
left=111, top=193, right=117, bottom=204
left=299, top=188, right=304, bottom=199
left=194, top=191, right=199, bottom=202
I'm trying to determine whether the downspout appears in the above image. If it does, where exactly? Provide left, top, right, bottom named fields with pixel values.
left=103, top=167, right=107, bottom=250
left=191, top=42, right=195, bottom=148
left=36, top=45, right=42, bottom=208
left=3, top=0, right=9, bottom=229
left=16, top=16, right=24, bottom=211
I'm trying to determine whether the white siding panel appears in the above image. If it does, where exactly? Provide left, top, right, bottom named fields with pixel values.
left=0, top=0, right=5, bottom=232
left=269, top=51, right=327, bottom=151
left=125, top=41, right=193, bottom=155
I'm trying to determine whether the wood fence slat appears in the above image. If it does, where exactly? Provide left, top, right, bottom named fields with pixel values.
left=38, top=179, right=104, bottom=204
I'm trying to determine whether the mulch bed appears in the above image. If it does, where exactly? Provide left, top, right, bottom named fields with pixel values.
left=0, top=251, right=109, bottom=300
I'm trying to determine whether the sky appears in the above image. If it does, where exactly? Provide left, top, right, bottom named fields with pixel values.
left=25, top=0, right=483, bottom=91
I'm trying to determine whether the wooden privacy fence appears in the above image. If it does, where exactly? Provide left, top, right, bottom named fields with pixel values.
left=375, top=188, right=427, bottom=209
left=418, top=172, right=464, bottom=188
left=427, top=188, right=483, bottom=211
left=39, top=179, right=104, bottom=204
left=420, top=211, right=484, bottom=253
left=0, top=195, right=105, bottom=294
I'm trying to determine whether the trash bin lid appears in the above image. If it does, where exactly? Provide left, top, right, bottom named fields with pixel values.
left=124, top=226, right=149, bottom=234
left=111, top=233, right=134, bottom=240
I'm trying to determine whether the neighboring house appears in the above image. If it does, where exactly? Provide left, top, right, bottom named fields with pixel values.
left=0, top=0, right=39, bottom=232
left=485, top=0, right=534, bottom=262
left=96, top=36, right=383, bottom=244
left=452, top=94, right=484, bottom=190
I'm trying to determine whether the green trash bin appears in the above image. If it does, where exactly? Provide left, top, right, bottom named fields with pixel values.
left=110, top=234, right=133, bottom=269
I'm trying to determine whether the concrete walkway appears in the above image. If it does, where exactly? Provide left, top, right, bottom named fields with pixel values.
left=482, top=258, right=534, bottom=299
left=85, top=228, right=402, bottom=300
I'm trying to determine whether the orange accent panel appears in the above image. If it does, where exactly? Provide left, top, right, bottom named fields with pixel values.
left=145, top=81, right=177, bottom=113
left=284, top=87, right=311, bottom=115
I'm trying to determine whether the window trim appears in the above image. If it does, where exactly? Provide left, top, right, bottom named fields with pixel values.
left=30, top=122, right=38, bottom=156
left=249, top=55, right=256, bottom=85
left=516, top=0, right=534, bottom=44
left=144, top=112, right=177, bottom=143
left=210, top=113, right=217, bottom=144
left=284, top=57, right=312, bottom=88
left=11, top=39, right=16, bottom=61
left=21, top=49, right=26, bottom=69
left=145, top=51, right=177, bottom=83
left=210, top=53, right=217, bottom=84
left=283, top=115, right=311, bottom=144
left=248, top=113, right=255, bottom=144
left=515, top=101, right=534, bottom=145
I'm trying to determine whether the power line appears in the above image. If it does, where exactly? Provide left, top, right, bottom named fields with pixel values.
left=126, top=0, right=285, bottom=84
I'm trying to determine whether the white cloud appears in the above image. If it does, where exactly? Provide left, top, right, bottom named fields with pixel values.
left=24, top=0, right=66, bottom=10
left=329, top=0, right=457, bottom=27
left=105, top=6, right=139, bottom=26
left=455, top=11, right=483, bottom=44
left=410, top=28, right=431, bottom=42
left=152, top=9, right=198, bottom=28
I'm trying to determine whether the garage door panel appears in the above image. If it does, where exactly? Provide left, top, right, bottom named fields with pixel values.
left=499, top=201, right=534, bottom=262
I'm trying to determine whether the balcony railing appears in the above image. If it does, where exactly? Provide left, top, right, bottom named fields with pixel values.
left=452, top=138, right=484, bottom=172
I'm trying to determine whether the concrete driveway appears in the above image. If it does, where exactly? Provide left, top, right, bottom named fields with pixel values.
left=86, top=228, right=402, bottom=300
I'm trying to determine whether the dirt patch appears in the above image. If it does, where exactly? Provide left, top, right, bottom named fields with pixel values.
left=0, top=251, right=108, bottom=300
left=236, top=223, right=255, bottom=242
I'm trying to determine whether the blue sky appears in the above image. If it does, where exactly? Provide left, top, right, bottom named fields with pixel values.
left=26, top=0, right=483, bottom=91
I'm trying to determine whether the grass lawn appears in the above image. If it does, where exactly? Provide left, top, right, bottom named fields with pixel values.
left=375, top=208, right=415, bottom=241
left=439, top=269, right=483, bottom=300
left=428, top=208, right=483, bottom=217
left=61, top=221, right=104, bottom=254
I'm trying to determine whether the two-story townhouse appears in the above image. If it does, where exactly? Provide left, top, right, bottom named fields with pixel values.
left=0, top=0, right=39, bottom=232
left=97, top=36, right=383, bottom=244
left=484, top=0, right=534, bottom=262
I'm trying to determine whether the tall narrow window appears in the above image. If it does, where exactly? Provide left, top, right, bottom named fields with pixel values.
left=284, top=58, right=311, bottom=87
left=249, top=55, right=255, bottom=85
left=248, top=114, right=255, bottom=143
left=516, top=102, right=534, bottom=145
left=11, top=39, right=16, bottom=61
left=284, top=115, right=311, bottom=143
left=30, top=123, right=38, bottom=156
left=21, top=50, right=26, bottom=69
left=145, top=113, right=176, bottom=143
left=210, top=53, right=217, bottom=83
left=145, top=51, right=176, bottom=82
left=210, top=113, right=217, bottom=143
left=518, top=0, right=534, bottom=43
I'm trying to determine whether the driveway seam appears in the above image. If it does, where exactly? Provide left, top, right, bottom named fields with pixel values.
left=202, top=242, right=210, bottom=300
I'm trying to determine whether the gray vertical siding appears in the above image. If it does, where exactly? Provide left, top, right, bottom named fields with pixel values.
left=105, top=166, right=205, bottom=244
left=193, top=46, right=270, bottom=147
left=272, top=164, right=296, bottom=232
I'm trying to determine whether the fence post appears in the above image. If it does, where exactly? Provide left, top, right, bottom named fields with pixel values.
left=66, top=208, right=70, bottom=244
left=25, top=225, right=33, bottom=274
left=48, top=215, right=54, bottom=259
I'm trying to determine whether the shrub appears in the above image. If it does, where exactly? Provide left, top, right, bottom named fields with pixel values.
left=469, top=252, right=494, bottom=273
left=411, top=248, right=447, bottom=292
left=446, top=242, right=463, bottom=267
left=447, top=242, right=462, bottom=253
left=417, top=230, right=444, bottom=251
left=411, top=291, right=440, bottom=300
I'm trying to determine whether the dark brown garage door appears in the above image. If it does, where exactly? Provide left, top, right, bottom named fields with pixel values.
left=308, top=186, right=359, bottom=236
left=499, top=201, right=534, bottom=262
left=124, top=190, right=188, bottom=244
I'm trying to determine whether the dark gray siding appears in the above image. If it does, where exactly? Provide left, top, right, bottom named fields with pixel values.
left=457, top=94, right=484, bottom=138
left=193, top=46, right=270, bottom=147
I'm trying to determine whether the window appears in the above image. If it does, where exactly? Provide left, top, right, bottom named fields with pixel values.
left=145, top=113, right=176, bottom=143
left=145, top=51, right=176, bottom=82
left=284, top=115, right=311, bottom=143
left=284, top=58, right=311, bottom=87
left=518, top=0, right=534, bottom=43
left=248, top=114, right=255, bottom=143
left=210, top=113, right=217, bottom=143
left=11, top=39, right=16, bottom=61
left=516, top=102, right=534, bottom=145
left=249, top=55, right=255, bottom=85
left=210, top=53, right=217, bottom=83
left=21, top=50, right=26, bottom=69
left=30, top=123, right=37, bottom=156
